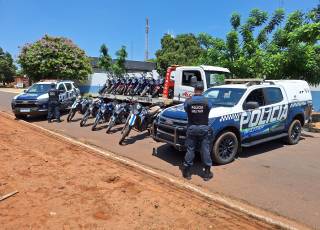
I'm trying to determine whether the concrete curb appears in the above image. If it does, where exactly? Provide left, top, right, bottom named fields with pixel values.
left=0, top=111, right=309, bottom=230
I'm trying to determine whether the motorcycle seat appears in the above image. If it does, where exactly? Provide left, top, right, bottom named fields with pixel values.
left=148, top=105, right=161, bottom=116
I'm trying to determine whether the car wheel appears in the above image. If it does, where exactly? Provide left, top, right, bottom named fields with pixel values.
left=212, top=131, right=238, bottom=165
left=286, top=120, right=302, bottom=145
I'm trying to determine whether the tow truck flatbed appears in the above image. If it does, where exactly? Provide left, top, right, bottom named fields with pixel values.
left=102, top=93, right=176, bottom=105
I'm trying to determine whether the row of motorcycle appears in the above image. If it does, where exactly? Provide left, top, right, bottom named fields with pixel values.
left=98, top=76, right=165, bottom=98
left=66, top=96, right=164, bottom=144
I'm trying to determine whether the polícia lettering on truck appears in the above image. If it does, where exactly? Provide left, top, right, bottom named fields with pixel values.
left=153, top=80, right=313, bottom=165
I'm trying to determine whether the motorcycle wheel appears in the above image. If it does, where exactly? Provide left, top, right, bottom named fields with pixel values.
left=67, top=109, right=76, bottom=122
left=80, top=112, right=89, bottom=127
left=106, top=119, right=115, bottom=133
left=92, top=115, right=100, bottom=131
left=119, top=125, right=132, bottom=145
left=121, top=116, right=131, bottom=134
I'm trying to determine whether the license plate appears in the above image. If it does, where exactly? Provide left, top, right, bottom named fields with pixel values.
left=20, top=108, right=30, bottom=113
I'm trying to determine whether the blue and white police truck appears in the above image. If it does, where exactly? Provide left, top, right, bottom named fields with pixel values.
left=11, top=80, right=80, bottom=119
left=153, top=80, right=313, bottom=164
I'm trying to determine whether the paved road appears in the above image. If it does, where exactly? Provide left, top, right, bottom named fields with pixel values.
left=2, top=91, right=320, bottom=229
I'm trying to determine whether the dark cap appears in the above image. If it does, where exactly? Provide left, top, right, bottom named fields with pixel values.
left=51, top=83, right=56, bottom=88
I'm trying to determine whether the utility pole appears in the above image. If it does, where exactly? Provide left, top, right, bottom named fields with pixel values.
left=145, top=17, right=149, bottom=61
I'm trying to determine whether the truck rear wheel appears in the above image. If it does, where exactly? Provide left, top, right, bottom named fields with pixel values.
left=285, top=120, right=302, bottom=145
left=212, top=131, right=238, bottom=165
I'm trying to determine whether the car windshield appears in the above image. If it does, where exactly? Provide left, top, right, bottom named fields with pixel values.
left=27, top=84, right=53, bottom=93
left=205, top=71, right=231, bottom=88
left=203, top=88, right=246, bottom=107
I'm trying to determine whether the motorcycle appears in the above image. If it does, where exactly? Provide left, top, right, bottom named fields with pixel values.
left=91, top=101, right=115, bottom=131
left=119, top=103, right=163, bottom=144
left=67, top=97, right=91, bottom=122
left=133, top=77, right=147, bottom=96
left=79, top=98, right=101, bottom=127
left=105, top=102, right=130, bottom=133
left=122, top=78, right=132, bottom=95
left=108, top=78, right=120, bottom=94
left=151, top=78, right=164, bottom=98
left=126, top=78, right=138, bottom=96
left=140, top=78, right=154, bottom=96
left=98, top=78, right=112, bottom=95
left=115, top=79, right=126, bottom=95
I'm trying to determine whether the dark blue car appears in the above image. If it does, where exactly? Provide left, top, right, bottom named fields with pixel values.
left=11, top=80, right=80, bottom=119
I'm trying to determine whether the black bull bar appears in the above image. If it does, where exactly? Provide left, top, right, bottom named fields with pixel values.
left=152, top=122, right=187, bottom=151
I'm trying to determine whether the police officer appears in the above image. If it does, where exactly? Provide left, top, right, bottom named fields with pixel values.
left=48, top=83, right=61, bottom=123
left=183, top=80, right=213, bottom=181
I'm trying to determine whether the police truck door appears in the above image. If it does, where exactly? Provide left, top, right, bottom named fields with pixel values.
left=240, top=87, right=288, bottom=142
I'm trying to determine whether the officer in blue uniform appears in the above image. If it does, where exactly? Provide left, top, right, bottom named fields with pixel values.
left=48, top=83, right=61, bottom=123
left=183, top=80, right=213, bottom=181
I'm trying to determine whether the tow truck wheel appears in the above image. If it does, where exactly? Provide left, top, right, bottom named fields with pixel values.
left=212, top=131, right=238, bottom=165
left=14, top=114, right=27, bottom=120
left=286, top=119, right=302, bottom=145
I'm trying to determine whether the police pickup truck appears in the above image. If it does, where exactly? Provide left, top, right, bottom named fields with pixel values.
left=153, top=80, right=313, bottom=164
left=11, top=80, right=80, bottom=119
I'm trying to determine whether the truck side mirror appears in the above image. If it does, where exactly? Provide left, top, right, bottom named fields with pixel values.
left=244, top=101, right=259, bottom=110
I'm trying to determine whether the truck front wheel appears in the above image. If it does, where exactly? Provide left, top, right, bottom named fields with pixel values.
left=286, top=120, right=302, bottom=145
left=212, top=131, right=238, bottom=165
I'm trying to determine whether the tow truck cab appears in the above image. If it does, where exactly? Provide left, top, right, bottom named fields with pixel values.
left=163, top=65, right=231, bottom=102
left=153, top=80, right=313, bottom=165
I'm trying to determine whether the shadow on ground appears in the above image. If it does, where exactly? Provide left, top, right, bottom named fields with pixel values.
left=152, top=136, right=309, bottom=178
left=120, top=132, right=150, bottom=145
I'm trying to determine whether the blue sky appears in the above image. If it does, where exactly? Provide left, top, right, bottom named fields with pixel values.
left=0, top=0, right=318, bottom=61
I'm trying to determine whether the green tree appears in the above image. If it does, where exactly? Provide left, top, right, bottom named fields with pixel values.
left=18, top=35, right=92, bottom=82
left=112, top=46, right=127, bottom=77
left=155, top=34, right=203, bottom=76
left=197, top=33, right=227, bottom=66
left=230, top=13, right=241, bottom=30
left=98, top=44, right=112, bottom=72
left=269, top=9, right=320, bottom=84
left=0, top=47, right=16, bottom=84
left=197, top=6, right=319, bottom=84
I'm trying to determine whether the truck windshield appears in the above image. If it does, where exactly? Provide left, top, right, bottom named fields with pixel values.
left=203, top=88, right=246, bottom=107
left=27, top=84, right=53, bottom=93
left=205, top=71, right=231, bottom=88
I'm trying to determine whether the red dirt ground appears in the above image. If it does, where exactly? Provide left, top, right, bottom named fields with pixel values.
left=0, top=114, right=276, bottom=229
